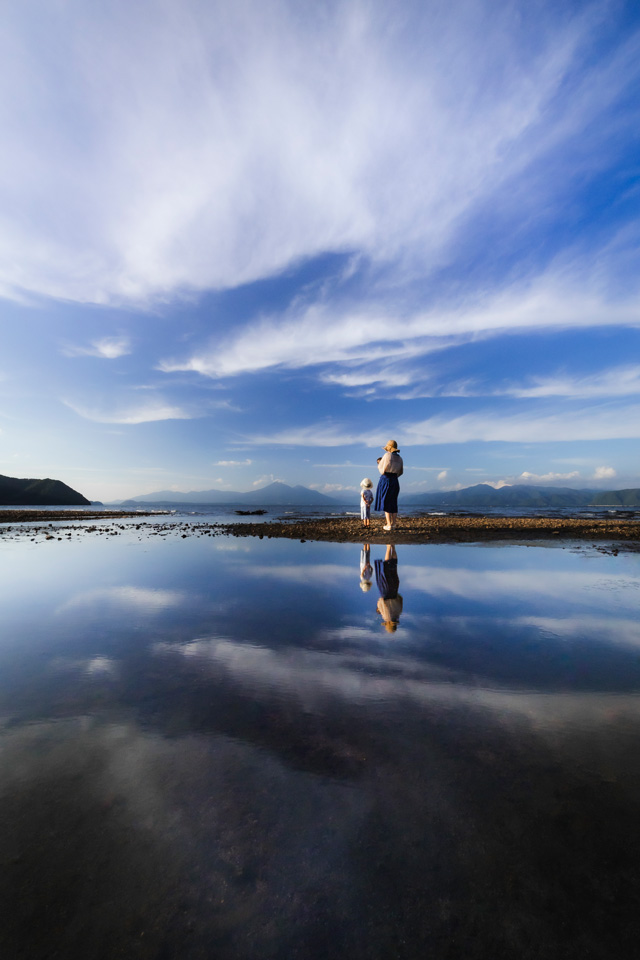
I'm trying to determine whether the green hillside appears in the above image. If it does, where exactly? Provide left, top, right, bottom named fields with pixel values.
left=402, top=484, right=597, bottom=508
left=0, top=474, right=90, bottom=506
left=590, top=488, right=640, bottom=506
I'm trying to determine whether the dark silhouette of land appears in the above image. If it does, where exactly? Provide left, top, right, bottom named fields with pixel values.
left=0, top=474, right=90, bottom=506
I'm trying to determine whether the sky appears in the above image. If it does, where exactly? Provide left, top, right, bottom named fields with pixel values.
left=2, top=0, right=640, bottom=502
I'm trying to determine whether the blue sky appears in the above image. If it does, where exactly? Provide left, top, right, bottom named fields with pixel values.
left=2, top=0, right=640, bottom=501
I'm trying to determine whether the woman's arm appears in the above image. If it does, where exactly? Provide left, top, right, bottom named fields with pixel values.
left=378, top=452, right=390, bottom=474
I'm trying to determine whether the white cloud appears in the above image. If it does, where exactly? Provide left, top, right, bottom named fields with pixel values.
left=62, top=336, right=131, bottom=359
left=320, top=364, right=421, bottom=391
left=1, top=1, right=635, bottom=305
left=247, top=423, right=360, bottom=448
left=398, top=404, right=640, bottom=446
left=161, top=274, right=640, bottom=384
left=437, top=470, right=448, bottom=483
left=214, top=459, right=253, bottom=466
left=472, top=466, right=618, bottom=488
left=313, top=462, right=373, bottom=469
left=251, top=473, right=282, bottom=487
left=491, top=365, right=640, bottom=400
left=63, top=398, right=194, bottom=424
left=520, top=470, right=580, bottom=483
left=308, top=483, right=358, bottom=495
left=245, top=401, right=640, bottom=448
left=594, top=465, right=616, bottom=480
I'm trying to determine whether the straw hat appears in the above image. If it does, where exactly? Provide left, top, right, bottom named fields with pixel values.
left=383, top=440, right=398, bottom=452
left=360, top=478, right=373, bottom=488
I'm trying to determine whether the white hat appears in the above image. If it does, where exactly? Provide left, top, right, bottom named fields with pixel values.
left=360, top=478, right=373, bottom=488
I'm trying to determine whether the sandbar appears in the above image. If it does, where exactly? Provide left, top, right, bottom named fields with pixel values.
left=220, top=514, right=640, bottom=548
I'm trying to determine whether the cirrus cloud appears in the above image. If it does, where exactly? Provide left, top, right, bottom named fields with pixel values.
left=1, top=0, right=635, bottom=307
left=61, top=336, right=132, bottom=359
left=63, top=398, right=195, bottom=424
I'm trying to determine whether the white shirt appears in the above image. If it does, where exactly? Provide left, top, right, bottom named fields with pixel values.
left=378, top=451, right=404, bottom=476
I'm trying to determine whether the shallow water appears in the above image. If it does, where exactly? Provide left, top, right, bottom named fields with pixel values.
left=1, top=532, right=640, bottom=958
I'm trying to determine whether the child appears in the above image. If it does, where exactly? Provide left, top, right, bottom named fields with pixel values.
left=360, top=478, right=374, bottom=526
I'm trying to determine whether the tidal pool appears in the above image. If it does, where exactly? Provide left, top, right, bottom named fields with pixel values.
left=1, top=532, right=640, bottom=958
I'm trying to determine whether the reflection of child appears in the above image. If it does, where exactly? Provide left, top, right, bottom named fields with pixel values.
left=360, top=544, right=373, bottom=592
left=360, top=478, right=374, bottom=526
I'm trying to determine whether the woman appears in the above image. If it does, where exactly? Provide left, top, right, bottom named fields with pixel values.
left=374, top=440, right=403, bottom=531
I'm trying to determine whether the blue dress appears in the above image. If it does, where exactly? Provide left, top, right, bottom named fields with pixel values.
left=374, top=473, right=399, bottom=512
left=374, top=452, right=402, bottom=512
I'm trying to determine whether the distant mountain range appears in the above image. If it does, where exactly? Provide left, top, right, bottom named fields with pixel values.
left=119, top=480, right=640, bottom=508
left=120, top=481, right=338, bottom=506
left=4, top=472, right=639, bottom=511
left=403, top=483, right=640, bottom=508
left=0, top=473, right=90, bottom=506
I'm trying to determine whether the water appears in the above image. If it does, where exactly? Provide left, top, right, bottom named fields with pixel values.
left=1, top=529, right=640, bottom=958
left=8, top=500, right=640, bottom=522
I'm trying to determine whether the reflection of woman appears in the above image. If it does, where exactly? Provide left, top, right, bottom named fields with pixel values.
left=360, top=544, right=373, bottom=592
left=374, top=440, right=404, bottom=532
left=375, top=544, right=403, bottom=632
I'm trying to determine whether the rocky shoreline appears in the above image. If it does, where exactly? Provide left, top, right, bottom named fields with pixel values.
left=220, top=514, right=640, bottom=547
left=0, top=509, right=165, bottom=523
left=1, top=510, right=640, bottom=551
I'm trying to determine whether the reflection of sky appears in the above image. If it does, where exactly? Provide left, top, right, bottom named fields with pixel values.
left=3, top=533, right=640, bottom=956
left=0, top=534, right=639, bottom=703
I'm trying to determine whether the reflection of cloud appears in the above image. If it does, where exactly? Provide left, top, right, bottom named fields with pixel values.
left=51, top=655, right=120, bottom=678
left=245, top=560, right=639, bottom=617
left=518, top=616, right=640, bottom=650
left=58, top=586, right=186, bottom=615
left=153, top=636, right=640, bottom=727
left=401, top=565, right=640, bottom=615
left=154, top=638, right=459, bottom=710
left=244, top=564, right=354, bottom=587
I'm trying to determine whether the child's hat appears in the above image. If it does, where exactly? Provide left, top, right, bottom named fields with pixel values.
left=360, top=478, right=373, bottom=488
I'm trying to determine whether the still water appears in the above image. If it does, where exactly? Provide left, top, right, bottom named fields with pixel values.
left=1, top=530, right=640, bottom=958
